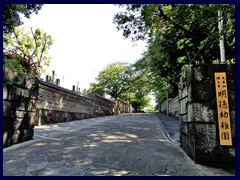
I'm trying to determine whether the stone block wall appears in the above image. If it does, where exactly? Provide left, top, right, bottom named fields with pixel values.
left=36, top=79, right=115, bottom=125
left=3, top=69, right=116, bottom=148
left=114, top=99, right=129, bottom=114
left=3, top=68, right=37, bottom=148
left=87, top=93, right=115, bottom=116
left=179, top=64, right=235, bottom=163
left=161, top=96, right=179, bottom=119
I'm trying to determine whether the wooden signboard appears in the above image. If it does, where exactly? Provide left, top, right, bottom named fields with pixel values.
left=214, top=72, right=232, bottom=146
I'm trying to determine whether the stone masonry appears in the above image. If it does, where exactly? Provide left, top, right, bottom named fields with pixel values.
left=3, top=68, right=120, bottom=148
left=36, top=79, right=115, bottom=126
left=3, top=68, right=38, bottom=147
left=161, top=96, right=179, bottom=119
left=179, top=64, right=235, bottom=163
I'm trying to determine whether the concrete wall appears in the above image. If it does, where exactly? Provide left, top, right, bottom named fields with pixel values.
left=179, top=64, right=235, bottom=163
left=161, top=96, right=179, bottom=119
left=36, top=79, right=115, bottom=125
left=3, top=68, right=37, bottom=148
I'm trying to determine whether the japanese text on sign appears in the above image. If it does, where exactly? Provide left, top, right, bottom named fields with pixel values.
left=214, top=72, right=232, bottom=146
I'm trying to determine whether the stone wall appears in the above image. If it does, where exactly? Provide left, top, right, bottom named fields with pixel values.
left=3, top=69, right=116, bottom=148
left=161, top=96, right=179, bottom=119
left=179, top=64, right=235, bottom=163
left=36, top=79, right=115, bottom=125
left=3, top=68, right=37, bottom=148
left=114, top=99, right=129, bottom=114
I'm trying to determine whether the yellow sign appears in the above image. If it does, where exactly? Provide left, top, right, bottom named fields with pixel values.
left=214, top=72, right=232, bottom=146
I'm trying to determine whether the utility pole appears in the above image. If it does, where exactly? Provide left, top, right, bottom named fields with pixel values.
left=218, top=10, right=226, bottom=64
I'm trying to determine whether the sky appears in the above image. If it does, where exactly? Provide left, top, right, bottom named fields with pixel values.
left=21, top=4, right=147, bottom=91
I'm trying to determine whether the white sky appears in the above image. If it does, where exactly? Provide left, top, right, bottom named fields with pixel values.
left=21, top=4, right=147, bottom=90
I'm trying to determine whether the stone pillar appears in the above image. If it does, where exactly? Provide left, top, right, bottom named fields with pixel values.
left=179, top=64, right=235, bottom=163
left=52, top=71, right=55, bottom=83
left=56, top=79, right=60, bottom=86
left=72, top=85, right=75, bottom=92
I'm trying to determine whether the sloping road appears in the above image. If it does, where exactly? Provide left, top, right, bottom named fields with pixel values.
left=3, top=114, right=234, bottom=176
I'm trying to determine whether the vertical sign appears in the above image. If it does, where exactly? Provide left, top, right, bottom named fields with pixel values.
left=214, top=72, right=232, bottom=146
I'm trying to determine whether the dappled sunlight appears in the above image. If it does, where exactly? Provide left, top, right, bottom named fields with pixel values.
left=158, top=138, right=167, bottom=142
left=4, top=112, right=233, bottom=176
left=105, top=135, right=129, bottom=140
left=100, top=133, right=139, bottom=143
left=83, top=144, right=98, bottom=148
left=159, top=174, right=172, bottom=176
left=32, top=142, right=47, bottom=146
left=102, top=139, right=132, bottom=143
left=4, top=114, right=185, bottom=176
left=64, top=146, right=80, bottom=151
left=126, top=134, right=138, bottom=138
left=90, top=169, right=110, bottom=176
left=112, top=170, right=131, bottom=176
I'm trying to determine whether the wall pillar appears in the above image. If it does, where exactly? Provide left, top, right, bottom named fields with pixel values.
left=179, top=64, right=235, bottom=163
left=3, top=68, right=38, bottom=148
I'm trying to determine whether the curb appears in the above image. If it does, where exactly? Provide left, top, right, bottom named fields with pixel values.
left=155, top=114, right=180, bottom=146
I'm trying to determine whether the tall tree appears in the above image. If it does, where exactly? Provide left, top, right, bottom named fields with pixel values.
left=88, top=82, right=105, bottom=96
left=3, top=4, right=43, bottom=34
left=114, top=4, right=235, bottom=65
left=4, top=27, right=54, bottom=76
left=114, top=4, right=235, bottom=101
left=95, top=62, right=133, bottom=99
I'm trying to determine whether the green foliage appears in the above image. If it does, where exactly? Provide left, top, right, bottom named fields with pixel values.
left=177, top=56, right=187, bottom=64
left=131, top=95, right=151, bottom=112
left=90, top=61, right=153, bottom=111
left=4, top=58, right=27, bottom=75
left=176, top=38, right=193, bottom=50
left=3, top=4, right=43, bottom=33
left=114, top=4, right=235, bottom=104
left=4, top=27, right=54, bottom=76
left=88, top=82, right=105, bottom=96
left=95, top=62, right=133, bottom=99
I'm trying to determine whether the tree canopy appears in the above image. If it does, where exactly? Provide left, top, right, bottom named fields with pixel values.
left=114, top=4, right=235, bottom=102
left=91, top=62, right=132, bottom=99
left=89, top=61, right=153, bottom=112
left=3, top=4, right=43, bottom=33
left=4, top=27, right=54, bottom=76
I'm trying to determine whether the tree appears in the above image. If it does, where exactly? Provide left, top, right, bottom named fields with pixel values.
left=131, top=94, right=151, bottom=112
left=3, top=4, right=43, bottom=34
left=95, top=62, right=133, bottom=99
left=4, top=27, right=54, bottom=76
left=114, top=4, right=234, bottom=63
left=88, top=82, right=105, bottom=96
left=90, top=61, right=155, bottom=112
left=114, top=4, right=235, bottom=102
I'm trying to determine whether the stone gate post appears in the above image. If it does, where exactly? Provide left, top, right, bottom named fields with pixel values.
left=179, top=64, right=235, bottom=163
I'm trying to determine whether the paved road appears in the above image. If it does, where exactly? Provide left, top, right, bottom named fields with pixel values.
left=3, top=114, right=234, bottom=176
